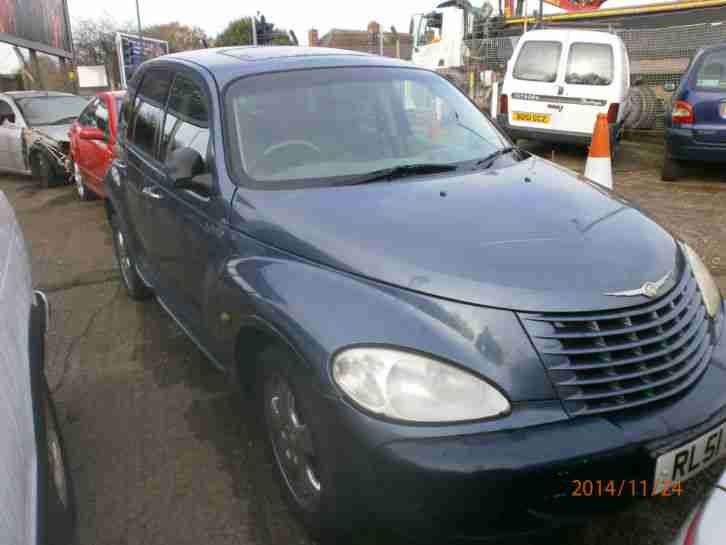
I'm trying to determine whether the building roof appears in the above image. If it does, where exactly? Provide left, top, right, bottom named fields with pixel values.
left=318, top=29, right=413, bottom=60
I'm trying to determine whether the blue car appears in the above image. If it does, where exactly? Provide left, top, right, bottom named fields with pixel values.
left=105, top=47, right=726, bottom=542
left=663, top=43, right=726, bottom=181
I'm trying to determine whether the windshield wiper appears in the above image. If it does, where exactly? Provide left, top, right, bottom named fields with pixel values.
left=347, top=163, right=458, bottom=185
left=473, top=147, right=517, bottom=170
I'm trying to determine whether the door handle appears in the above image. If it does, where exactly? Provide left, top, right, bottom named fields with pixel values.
left=141, top=186, right=164, bottom=200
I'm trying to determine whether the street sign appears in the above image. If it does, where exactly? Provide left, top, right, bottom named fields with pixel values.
left=116, top=32, right=170, bottom=88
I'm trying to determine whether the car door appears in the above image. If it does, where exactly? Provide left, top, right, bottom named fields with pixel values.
left=506, top=36, right=568, bottom=133
left=149, top=70, right=227, bottom=339
left=86, top=97, right=114, bottom=193
left=123, top=69, right=173, bottom=282
left=73, top=98, right=102, bottom=183
left=0, top=97, right=28, bottom=174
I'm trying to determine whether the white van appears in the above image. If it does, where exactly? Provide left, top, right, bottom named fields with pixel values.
left=498, top=29, right=630, bottom=147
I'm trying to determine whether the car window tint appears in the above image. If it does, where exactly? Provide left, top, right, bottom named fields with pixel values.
left=130, top=71, right=172, bottom=158
left=513, top=41, right=562, bottom=83
left=95, top=100, right=110, bottom=135
left=695, top=50, right=726, bottom=89
left=161, top=75, right=210, bottom=169
left=566, top=43, right=614, bottom=86
left=78, top=99, right=98, bottom=127
left=132, top=101, right=163, bottom=157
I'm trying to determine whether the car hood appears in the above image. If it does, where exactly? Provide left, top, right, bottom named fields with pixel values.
left=232, top=157, right=682, bottom=313
left=30, top=124, right=71, bottom=144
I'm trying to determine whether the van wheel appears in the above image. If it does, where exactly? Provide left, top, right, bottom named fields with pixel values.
left=42, top=378, right=77, bottom=545
left=258, top=346, right=352, bottom=541
left=110, top=215, right=153, bottom=300
left=661, top=151, right=682, bottom=182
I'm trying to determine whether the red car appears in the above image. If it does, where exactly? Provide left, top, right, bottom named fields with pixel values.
left=68, top=91, right=125, bottom=200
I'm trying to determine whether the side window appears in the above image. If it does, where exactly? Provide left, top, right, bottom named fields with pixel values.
left=78, top=99, right=98, bottom=127
left=160, top=75, right=211, bottom=171
left=0, top=99, right=15, bottom=125
left=566, top=43, right=614, bottom=86
left=513, top=41, right=562, bottom=83
left=95, top=100, right=110, bottom=136
left=130, top=70, right=172, bottom=158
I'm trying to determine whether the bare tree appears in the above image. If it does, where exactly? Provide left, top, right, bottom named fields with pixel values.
left=72, top=17, right=133, bottom=88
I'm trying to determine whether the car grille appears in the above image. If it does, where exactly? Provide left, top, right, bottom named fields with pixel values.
left=520, top=265, right=714, bottom=417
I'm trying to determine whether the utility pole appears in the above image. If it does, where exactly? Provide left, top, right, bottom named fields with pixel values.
left=135, top=0, right=144, bottom=61
left=251, top=16, right=258, bottom=45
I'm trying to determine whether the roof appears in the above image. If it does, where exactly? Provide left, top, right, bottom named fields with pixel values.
left=152, top=46, right=416, bottom=88
left=4, top=90, right=76, bottom=99
left=319, top=29, right=413, bottom=60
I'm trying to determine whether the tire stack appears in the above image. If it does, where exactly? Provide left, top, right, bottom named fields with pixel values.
left=623, top=85, right=659, bottom=130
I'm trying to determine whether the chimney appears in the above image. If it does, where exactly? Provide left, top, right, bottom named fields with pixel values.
left=308, top=28, right=319, bottom=47
left=367, top=21, right=381, bottom=55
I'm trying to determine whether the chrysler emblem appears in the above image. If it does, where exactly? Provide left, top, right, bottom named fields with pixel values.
left=605, top=271, right=672, bottom=299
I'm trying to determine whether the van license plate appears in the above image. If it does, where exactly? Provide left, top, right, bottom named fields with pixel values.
left=513, top=112, right=551, bottom=124
left=653, top=422, right=726, bottom=494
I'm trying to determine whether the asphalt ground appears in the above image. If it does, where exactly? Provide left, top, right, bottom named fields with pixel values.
left=2, top=139, right=725, bottom=545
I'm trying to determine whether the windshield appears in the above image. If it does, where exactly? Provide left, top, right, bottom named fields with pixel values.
left=224, top=67, right=509, bottom=188
left=16, top=95, right=89, bottom=126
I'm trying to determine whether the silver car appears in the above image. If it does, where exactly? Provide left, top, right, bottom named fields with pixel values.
left=0, top=191, right=76, bottom=545
left=0, top=91, right=88, bottom=187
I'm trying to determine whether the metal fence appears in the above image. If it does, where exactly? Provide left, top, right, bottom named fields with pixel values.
left=464, top=19, right=726, bottom=129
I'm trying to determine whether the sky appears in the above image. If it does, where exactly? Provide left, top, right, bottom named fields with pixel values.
left=65, top=0, right=670, bottom=45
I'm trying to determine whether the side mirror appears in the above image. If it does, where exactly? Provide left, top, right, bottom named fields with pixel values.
left=79, top=127, right=105, bottom=141
left=166, top=147, right=212, bottom=195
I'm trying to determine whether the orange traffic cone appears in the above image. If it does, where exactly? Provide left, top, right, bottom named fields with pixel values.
left=584, top=113, right=613, bottom=190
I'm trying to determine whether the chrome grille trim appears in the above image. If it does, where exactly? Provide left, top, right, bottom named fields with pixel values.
left=520, top=265, right=714, bottom=416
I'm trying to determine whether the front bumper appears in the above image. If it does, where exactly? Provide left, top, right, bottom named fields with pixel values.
left=328, top=311, right=726, bottom=542
left=666, top=127, right=726, bottom=163
left=497, top=114, right=618, bottom=147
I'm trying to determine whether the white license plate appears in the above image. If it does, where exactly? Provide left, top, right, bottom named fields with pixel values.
left=653, top=422, right=726, bottom=493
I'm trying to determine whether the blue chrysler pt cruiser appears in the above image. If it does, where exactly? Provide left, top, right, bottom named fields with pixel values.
left=104, top=47, right=726, bottom=541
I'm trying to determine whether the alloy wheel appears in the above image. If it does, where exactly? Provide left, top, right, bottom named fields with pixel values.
left=114, top=229, right=133, bottom=287
left=44, top=398, right=69, bottom=508
left=264, top=374, right=322, bottom=507
left=74, top=163, right=85, bottom=199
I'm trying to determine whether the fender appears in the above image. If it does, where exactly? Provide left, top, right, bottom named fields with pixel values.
left=212, top=242, right=556, bottom=403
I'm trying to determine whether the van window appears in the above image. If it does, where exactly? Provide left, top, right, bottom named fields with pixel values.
left=160, top=75, right=210, bottom=168
left=513, top=41, right=561, bottom=83
left=129, top=71, right=172, bottom=158
left=566, top=43, right=614, bottom=86
left=695, top=49, right=726, bottom=89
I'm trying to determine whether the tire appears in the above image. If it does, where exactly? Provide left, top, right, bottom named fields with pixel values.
left=72, top=161, right=94, bottom=201
left=623, top=87, right=643, bottom=129
left=32, top=152, right=57, bottom=189
left=661, top=150, right=683, bottom=182
left=257, top=346, right=352, bottom=541
left=42, top=378, right=77, bottom=545
left=110, top=214, right=153, bottom=300
left=637, top=85, right=658, bottom=130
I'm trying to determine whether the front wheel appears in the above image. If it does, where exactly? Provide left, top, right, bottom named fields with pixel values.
left=73, top=161, right=94, bottom=201
left=42, top=379, right=77, bottom=545
left=258, top=347, right=354, bottom=541
left=110, top=215, right=152, bottom=300
left=32, top=152, right=57, bottom=189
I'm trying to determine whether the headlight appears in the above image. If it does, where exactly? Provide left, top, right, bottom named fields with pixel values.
left=331, top=347, right=510, bottom=423
left=682, top=242, right=722, bottom=318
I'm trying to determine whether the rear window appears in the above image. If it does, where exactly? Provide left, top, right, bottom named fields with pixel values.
left=513, top=41, right=561, bottom=83
left=566, top=43, right=614, bottom=86
left=695, top=49, right=726, bottom=89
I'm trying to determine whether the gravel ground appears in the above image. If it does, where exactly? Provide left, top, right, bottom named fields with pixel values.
left=1, top=139, right=724, bottom=545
